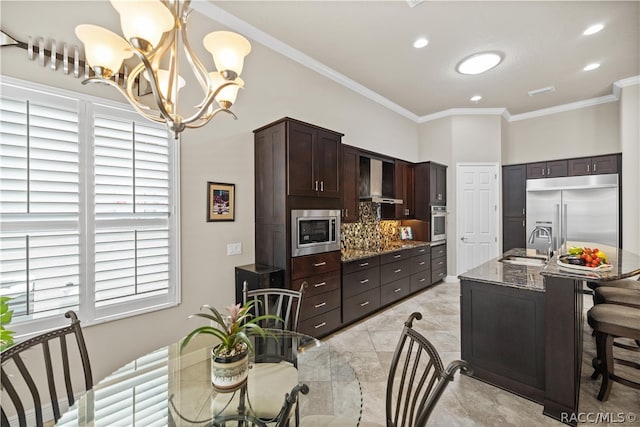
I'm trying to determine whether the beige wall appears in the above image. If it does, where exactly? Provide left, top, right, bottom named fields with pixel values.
left=0, top=1, right=417, bottom=382
left=620, top=84, right=640, bottom=254
left=503, top=101, right=620, bottom=165
left=418, top=115, right=502, bottom=275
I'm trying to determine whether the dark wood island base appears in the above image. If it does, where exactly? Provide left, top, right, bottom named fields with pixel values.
left=459, top=245, right=640, bottom=426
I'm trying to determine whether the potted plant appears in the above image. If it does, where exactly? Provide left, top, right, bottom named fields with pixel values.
left=1, top=296, right=15, bottom=352
left=180, top=301, right=281, bottom=390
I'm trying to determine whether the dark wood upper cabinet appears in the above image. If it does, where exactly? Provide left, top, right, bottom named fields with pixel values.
left=395, top=160, right=414, bottom=218
left=502, top=165, right=526, bottom=217
left=568, top=154, right=618, bottom=176
left=526, top=160, right=567, bottom=179
left=287, top=120, right=342, bottom=198
left=414, top=161, right=447, bottom=221
left=430, top=163, right=447, bottom=205
left=342, top=146, right=359, bottom=223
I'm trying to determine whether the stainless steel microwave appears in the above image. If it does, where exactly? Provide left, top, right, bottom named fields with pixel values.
left=291, top=209, right=341, bottom=257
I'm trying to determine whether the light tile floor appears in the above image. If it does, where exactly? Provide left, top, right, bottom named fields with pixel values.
left=323, top=280, right=640, bottom=426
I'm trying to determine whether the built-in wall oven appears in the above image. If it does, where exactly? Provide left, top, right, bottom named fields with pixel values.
left=291, top=209, right=341, bottom=257
left=430, top=205, right=447, bottom=242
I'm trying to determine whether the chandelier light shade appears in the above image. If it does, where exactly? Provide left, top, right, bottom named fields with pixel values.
left=74, top=0, right=251, bottom=138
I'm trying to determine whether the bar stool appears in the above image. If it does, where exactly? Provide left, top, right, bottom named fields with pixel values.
left=587, top=304, right=640, bottom=401
left=594, top=287, right=640, bottom=309
left=587, top=277, right=640, bottom=293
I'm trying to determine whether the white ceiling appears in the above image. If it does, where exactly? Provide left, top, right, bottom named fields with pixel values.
left=203, top=1, right=639, bottom=121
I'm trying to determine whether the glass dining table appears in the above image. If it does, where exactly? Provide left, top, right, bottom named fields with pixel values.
left=55, top=330, right=362, bottom=426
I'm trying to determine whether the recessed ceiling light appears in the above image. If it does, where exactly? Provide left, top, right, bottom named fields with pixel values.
left=470, top=95, right=482, bottom=103
left=457, top=52, right=503, bottom=75
left=584, top=63, right=600, bottom=71
left=583, top=23, right=604, bottom=36
left=413, top=38, right=429, bottom=49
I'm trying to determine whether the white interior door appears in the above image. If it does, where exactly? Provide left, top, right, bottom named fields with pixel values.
left=457, top=163, right=499, bottom=275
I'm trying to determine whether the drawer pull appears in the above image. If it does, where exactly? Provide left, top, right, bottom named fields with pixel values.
left=359, top=262, right=369, bottom=267
left=360, top=279, right=369, bottom=284
left=313, top=281, right=327, bottom=288
left=393, top=254, right=402, bottom=258
left=419, top=278, right=426, bottom=282
left=394, top=268, right=402, bottom=273
left=360, top=301, right=370, bottom=307
left=393, top=288, right=402, bottom=293
left=314, top=302, right=327, bottom=309
left=313, top=261, right=327, bottom=267
left=418, top=261, right=426, bottom=266
left=419, top=249, right=425, bottom=253
left=438, top=261, right=444, bottom=265
left=314, top=322, right=327, bottom=329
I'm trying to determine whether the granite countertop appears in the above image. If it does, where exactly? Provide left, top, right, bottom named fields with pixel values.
left=457, top=248, right=547, bottom=292
left=341, top=240, right=431, bottom=262
left=541, top=241, right=640, bottom=282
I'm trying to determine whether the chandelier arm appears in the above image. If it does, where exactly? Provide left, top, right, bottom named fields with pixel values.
left=81, top=77, right=165, bottom=124
left=179, top=6, right=210, bottom=92
left=184, top=108, right=237, bottom=129
left=129, top=48, right=177, bottom=125
left=181, top=80, right=239, bottom=126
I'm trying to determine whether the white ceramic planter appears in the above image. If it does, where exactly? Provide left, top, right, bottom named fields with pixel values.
left=211, top=345, right=249, bottom=390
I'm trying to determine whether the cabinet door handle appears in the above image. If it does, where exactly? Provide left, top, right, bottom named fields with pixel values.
left=522, top=219, right=525, bottom=227
left=360, top=279, right=369, bottom=284
left=315, top=180, right=318, bottom=191
left=313, top=262, right=326, bottom=267
left=587, top=164, right=590, bottom=173
left=394, top=268, right=402, bottom=273
left=542, top=168, right=545, bottom=176
left=359, top=262, right=369, bottom=267
left=314, top=322, right=327, bottom=329
left=345, top=208, right=348, bottom=217
left=393, top=254, right=402, bottom=258
left=313, top=281, right=327, bottom=288
left=522, top=208, right=525, bottom=215
left=419, top=261, right=426, bottom=266
left=593, top=164, right=597, bottom=172
left=360, top=301, right=370, bottom=307
left=320, top=181, right=324, bottom=191
left=314, top=302, right=327, bottom=309
left=548, top=167, right=551, bottom=175
left=393, top=288, right=402, bottom=293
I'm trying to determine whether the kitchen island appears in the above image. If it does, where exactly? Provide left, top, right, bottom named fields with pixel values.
left=459, top=244, right=640, bottom=426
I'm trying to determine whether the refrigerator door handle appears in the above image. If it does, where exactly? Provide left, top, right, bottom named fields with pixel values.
left=554, top=204, right=561, bottom=250
left=562, top=203, right=568, bottom=248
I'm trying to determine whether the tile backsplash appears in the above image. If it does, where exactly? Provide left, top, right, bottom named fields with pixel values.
left=341, top=202, right=400, bottom=250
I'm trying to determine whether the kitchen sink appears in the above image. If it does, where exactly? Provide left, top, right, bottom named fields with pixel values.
left=499, top=255, right=548, bottom=267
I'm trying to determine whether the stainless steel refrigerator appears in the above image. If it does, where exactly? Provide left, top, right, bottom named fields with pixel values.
left=525, top=174, right=619, bottom=253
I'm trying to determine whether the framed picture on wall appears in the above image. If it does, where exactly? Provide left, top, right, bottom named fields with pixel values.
left=207, top=182, right=235, bottom=222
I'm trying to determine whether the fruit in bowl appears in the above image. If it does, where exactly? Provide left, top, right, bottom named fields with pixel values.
left=566, top=246, right=609, bottom=268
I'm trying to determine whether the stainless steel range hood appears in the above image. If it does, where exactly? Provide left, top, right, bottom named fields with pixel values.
left=360, top=158, right=403, bottom=204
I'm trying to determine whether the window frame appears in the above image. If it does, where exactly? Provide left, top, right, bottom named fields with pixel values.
left=0, top=76, right=181, bottom=338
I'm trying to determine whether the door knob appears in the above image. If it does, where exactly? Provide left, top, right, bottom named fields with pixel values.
left=460, top=237, right=468, bottom=242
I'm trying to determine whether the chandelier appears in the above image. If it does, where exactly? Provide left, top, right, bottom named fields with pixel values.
left=75, top=0, right=251, bottom=138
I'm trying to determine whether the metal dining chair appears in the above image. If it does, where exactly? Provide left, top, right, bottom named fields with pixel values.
left=1, top=310, right=92, bottom=427
left=301, top=312, right=471, bottom=427
left=211, top=282, right=306, bottom=424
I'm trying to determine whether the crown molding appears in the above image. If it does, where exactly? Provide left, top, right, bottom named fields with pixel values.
left=191, top=3, right=638, bottom=126
left=417, top=108, right=506, bottom=123
left=507, top=94, right=619, bottom=122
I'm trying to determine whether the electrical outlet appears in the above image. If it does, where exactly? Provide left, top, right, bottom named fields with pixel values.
left=227, top=242, right=242, bottom=255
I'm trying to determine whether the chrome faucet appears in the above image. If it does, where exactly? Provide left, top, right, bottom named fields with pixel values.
left=528, top=226, right=553, bottom=261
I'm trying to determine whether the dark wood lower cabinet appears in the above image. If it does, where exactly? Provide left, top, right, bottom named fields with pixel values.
left=461, top=279, right=545, bottom=403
